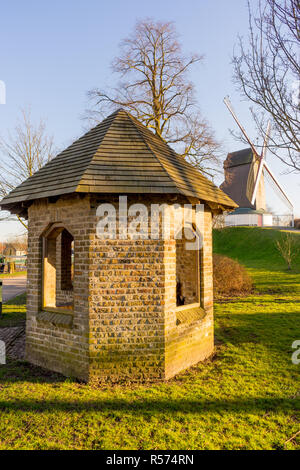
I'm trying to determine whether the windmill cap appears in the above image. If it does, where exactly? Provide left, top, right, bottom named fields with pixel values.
left=224, top=148, right=254, bottom=168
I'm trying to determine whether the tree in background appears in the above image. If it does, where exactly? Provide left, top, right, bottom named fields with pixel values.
left=87, top=19, right=221, bottom=177
left=232, top=0, right=300, bottom=172
left=5, top=235, right=28, bottom=254
left=0, top=108, right=54, bottom=229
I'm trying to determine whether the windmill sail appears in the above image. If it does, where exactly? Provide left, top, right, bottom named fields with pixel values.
left=246, top=153, right=259, bottom=202
left=222, top=97, right=294, bottom=225
left=263, top=162, right=294, bottom=212
left=223, top=97, right=258, bottom=156
left=250, top=121, right=271, bottom=205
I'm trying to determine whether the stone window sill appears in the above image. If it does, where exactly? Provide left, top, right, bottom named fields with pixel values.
left=37, top=310, right=73, bottom=328
left=43, top=306, right=74, bottom=315
left=175, top=304, right=206, bottom=326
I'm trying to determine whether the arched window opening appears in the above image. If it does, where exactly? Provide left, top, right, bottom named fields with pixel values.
left=60, top=230, right=74, bottom=291
left=176, top=226, right=200, bottom=307
left=42, top=225, right=74, bottom=313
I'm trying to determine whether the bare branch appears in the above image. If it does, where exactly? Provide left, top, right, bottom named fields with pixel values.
left=232, top=0, right=300, bottom=172
left=0, top=107, right=55, bottom=230
left=86, top=19, right=220, bottom=177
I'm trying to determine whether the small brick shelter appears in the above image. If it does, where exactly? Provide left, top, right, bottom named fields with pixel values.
left=1, top=110, right=236, bottom=382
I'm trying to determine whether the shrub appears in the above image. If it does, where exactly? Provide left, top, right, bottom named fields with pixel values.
left=213, top=254, right=253, bottom=296
left=294, top=219, right=300, bottom=229
left=275, top=232, right=299, bottom=270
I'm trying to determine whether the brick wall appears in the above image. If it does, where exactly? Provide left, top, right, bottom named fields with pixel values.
left=26, top=195, right=91, bottom=380
left=88, top=194, right=171, bottom=382
left=25, top=193, right=214, bottom=382
left=165, top=206, right=214, bottom=379
left=88, top=237, right=166, bottom=382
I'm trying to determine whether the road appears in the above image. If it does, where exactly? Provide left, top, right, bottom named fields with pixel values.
left=1, top=276, right=27, bottom=302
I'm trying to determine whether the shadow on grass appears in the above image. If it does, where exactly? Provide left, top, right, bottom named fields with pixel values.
left=0, top=357, right=298, bottom=418
left=0, top=361, right=66, bottom=384
left=216, top=312, right=300, bottom=352
left=0, top=311, right=298, bottom=385
left=216, top=296, right=300, bottom=304
left=0, top=395, right=297, bottom=415
left=255, top=285, right=300, bottom=295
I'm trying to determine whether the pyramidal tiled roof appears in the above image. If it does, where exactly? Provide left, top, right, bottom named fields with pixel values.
left=0, top=109, right=237, bottom=211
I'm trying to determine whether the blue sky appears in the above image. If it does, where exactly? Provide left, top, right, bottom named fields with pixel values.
left=0, top=0, right=298, bottom=239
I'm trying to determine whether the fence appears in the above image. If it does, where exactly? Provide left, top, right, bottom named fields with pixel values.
left=272, top=214, right=294, bottom=227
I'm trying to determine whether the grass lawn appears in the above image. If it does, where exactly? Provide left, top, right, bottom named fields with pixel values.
left=0, top=271, right=27, bottom=279
left=0, top=293, right=26, bottom=328
left=0, top=227, right=299, bottom=450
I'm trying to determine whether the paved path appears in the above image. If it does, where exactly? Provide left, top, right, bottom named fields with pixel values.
left=0, top=326, right=25, bottom=360
left=1, top=276, right=27, bottom=302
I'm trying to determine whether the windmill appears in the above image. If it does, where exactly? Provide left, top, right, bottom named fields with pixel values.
left=220, top=97, right=294, bottom=227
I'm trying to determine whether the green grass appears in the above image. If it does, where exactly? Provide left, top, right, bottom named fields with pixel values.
left=213, top=226, right=300, bottom=293
left=0, top=293, right=26, bottom=327
left=0, top=227, right=299, bottom=450
left=213, top=226, right=300, bottom=270
left=0, top=271, right=27, bottom=279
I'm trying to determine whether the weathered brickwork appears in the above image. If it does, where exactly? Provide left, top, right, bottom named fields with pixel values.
left=25, top=193, right=214, bottom=382
left=165, top=206, right=214, bottom=379
left=26, top=195, right=91, bottom=380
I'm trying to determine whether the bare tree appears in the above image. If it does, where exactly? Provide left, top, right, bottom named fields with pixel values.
left=212, top=213, right=226, bottom=229
left=0, top=214, right=15, bottom=223
left=0, top=108, right=54, bottom=229
left=275, top=232, right=299, bottom=269
left=87, top=19, right=221, bottom=177
left=232, top=0, right=300, bottom=172
left=6, top=234, right=28, bottom=253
